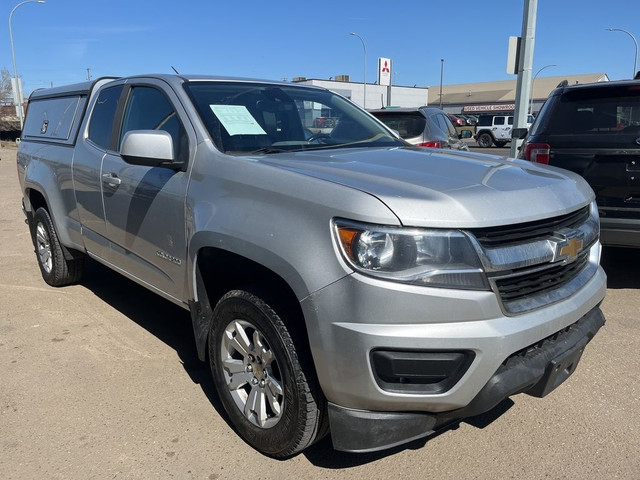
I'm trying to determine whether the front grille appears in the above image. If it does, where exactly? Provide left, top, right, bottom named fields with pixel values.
left=467, top=204, right=598, bottom=314
left=492, top=251, right=590, bottom=303
left=473, top=205, right=590, bottom=247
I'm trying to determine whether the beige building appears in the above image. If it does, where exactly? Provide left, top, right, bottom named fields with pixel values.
left=430, top=73, right=609, bottom=115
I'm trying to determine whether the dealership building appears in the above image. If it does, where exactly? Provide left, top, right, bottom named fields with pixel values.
left=428, top=73, right=609, bottom=115
left=295, top=69, right=609, bottom=115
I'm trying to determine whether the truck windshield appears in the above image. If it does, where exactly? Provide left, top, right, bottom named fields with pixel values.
left=183, top=81, right=404, bottom=155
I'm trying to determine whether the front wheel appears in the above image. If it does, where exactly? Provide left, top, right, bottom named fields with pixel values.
left=33, top=207, right=83, bottom=286
left=208, top=289, right=327, bottom=458
left=476, top=132, right=493, bottom=148
left=494, top=140, right=507, bottom=147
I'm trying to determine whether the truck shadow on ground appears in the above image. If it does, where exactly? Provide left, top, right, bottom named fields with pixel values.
left=79, top=260, right=232, bottom=426
left=600, top=246, right=640, bottom=289
left=78, top=259, right=519, bottom=468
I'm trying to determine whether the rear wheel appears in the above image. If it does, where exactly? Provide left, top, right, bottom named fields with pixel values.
left=477, top=132, right=493, bottom=148
left=33, top=207, right=83, bottom=286
left=208, top=289, right=327, bottom=458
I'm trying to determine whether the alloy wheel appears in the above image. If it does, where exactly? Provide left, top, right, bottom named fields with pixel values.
left=220, top=319, right=284, bottom=428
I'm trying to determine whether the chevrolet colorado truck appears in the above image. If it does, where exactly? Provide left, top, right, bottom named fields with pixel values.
left=17, top=74, right=606, bottom=457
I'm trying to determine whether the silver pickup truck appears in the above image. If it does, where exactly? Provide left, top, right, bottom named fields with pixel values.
left=17, top=74, right=606, bottom=457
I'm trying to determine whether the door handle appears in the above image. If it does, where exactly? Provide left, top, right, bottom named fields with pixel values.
left=102, top=173, right=121, bottom=188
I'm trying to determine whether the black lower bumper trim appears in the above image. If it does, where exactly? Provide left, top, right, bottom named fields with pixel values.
left=328, top=403, right=437, bottom=453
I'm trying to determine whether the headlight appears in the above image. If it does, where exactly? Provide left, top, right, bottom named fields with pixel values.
left=333, top=220, right=489, bottom=290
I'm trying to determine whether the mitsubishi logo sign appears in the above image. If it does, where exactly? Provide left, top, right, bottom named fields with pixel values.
left=378, top=57, right=392, bottom=86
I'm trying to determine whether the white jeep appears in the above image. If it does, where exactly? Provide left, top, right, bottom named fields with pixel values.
left=475, top=114, right=534, bottom=147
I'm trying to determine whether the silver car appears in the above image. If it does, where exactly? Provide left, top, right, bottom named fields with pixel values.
left=369, top=106, right=470, bottom=150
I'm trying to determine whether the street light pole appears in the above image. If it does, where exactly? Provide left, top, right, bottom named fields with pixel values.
left=529, top=64, right=556, bottom=115
left=9, top=0, right=46, bottom=131
left=439, top=58, right=444, bottom=109
left=606, top=28, right=638, bottom=78
left=350, top=32, right=367, bottom=109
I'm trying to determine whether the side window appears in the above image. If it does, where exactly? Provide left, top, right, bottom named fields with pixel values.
left=432, top=114, right=446, bottom=133
left=88, top=86, right=123, bottom=149
left=508, top=117, right=514, bottom=125
left=120, top=86, right=188, bottom=163
left=434, top=114, right=455, bottom=136
left=442, top=114, right=458, bottom=136
left=478, top=116, right=491, bottom=126
left=493, top=117, right=505, bottom=126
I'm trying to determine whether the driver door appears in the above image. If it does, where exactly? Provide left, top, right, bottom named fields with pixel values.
left=101, top=81, right=193, bottom=302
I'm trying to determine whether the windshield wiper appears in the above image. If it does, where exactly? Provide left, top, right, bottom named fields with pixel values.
left=250, top=147, right=288, bottom=154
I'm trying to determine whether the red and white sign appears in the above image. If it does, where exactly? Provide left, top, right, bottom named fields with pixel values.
left=378, top=57, right=392, bottom=86
left=462, top=104, right=515, bottom=113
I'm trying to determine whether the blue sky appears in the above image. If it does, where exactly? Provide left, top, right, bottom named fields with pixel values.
left=5, top=0, right=640, bottom=95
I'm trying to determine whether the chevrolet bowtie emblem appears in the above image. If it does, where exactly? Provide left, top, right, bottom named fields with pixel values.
left=559, top=237, right=583, bottom=261
left=550, top=229, right=585, bottom=264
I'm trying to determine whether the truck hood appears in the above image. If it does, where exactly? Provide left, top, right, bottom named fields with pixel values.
left=256, top=146, right=594, bottom=228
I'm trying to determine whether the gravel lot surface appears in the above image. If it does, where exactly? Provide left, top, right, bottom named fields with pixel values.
left=1, top=145, right=638, bottom=479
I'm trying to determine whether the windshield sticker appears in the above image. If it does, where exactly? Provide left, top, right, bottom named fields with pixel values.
left=209, top=105, right=267, bottom=136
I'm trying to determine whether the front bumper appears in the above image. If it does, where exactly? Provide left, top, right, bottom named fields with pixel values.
left=300, top=259, right=606, bottom=452
left=328, top=305, right=605, bottom=453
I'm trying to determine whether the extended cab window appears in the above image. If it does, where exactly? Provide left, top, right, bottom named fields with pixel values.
left=88, top=85, right=123, bottom=149
left=119, top=86, right=188, bottom=163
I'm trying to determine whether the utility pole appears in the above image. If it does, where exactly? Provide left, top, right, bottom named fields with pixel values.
left=509, top=0, right=537, bottom=158
left=439, top=58, right=444, bottom=110
left=86, top=67, right=91, bottom=81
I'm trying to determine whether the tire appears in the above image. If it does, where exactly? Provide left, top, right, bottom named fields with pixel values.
left=477, top=132, right=493, bottom=148
left=494, top=140, right=507, bottom=147
left=33, top=207, right=84, bottom=286
left=208, top=289, right=327, bottom=458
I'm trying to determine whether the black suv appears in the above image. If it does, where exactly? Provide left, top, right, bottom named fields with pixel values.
left=520, top=79, right=640, bottom=247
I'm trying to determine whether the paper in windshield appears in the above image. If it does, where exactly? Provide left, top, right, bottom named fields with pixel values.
left=209, top=105, right=267, bottom=136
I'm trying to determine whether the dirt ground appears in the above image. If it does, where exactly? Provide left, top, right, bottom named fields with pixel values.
left=1, top=145, right=639, bottom=479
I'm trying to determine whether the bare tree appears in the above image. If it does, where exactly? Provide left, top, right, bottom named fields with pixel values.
left=1, top=68, right=14, bottom=106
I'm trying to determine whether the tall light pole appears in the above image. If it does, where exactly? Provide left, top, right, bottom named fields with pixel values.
left=606, top=28, right=638, bottom=78
left=349, top=32, right=367, bottom=109
left=9, top=0, right=45, bottom=131
left=529, top=64, right=556, bottom=115
left=509, top=0, right=538, bottom=159
left=439, top=58, right=444, bottom=109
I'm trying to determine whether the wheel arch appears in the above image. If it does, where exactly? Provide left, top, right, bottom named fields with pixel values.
left=189, top=245, right=313, bottom=364
left=24, top=186, right=83, bottom=261
left=475, top=128, right=494, bottom=139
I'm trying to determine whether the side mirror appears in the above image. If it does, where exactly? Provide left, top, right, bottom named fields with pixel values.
left=459, top=130, right=472, bottom=139
left=511, top=128, right=528, bottom=140
left=121, top=130, right=182, bottom=169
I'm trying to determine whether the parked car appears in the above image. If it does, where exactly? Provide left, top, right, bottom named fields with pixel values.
left=461, top=114, right=478, bottom=126
left=370, top=106, right=471, bottom=150
left=519, top=78, right=640, bottom=247
left=475, top=114, right=534, bottom=147
left=448, top=113, right=467, bottom=126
